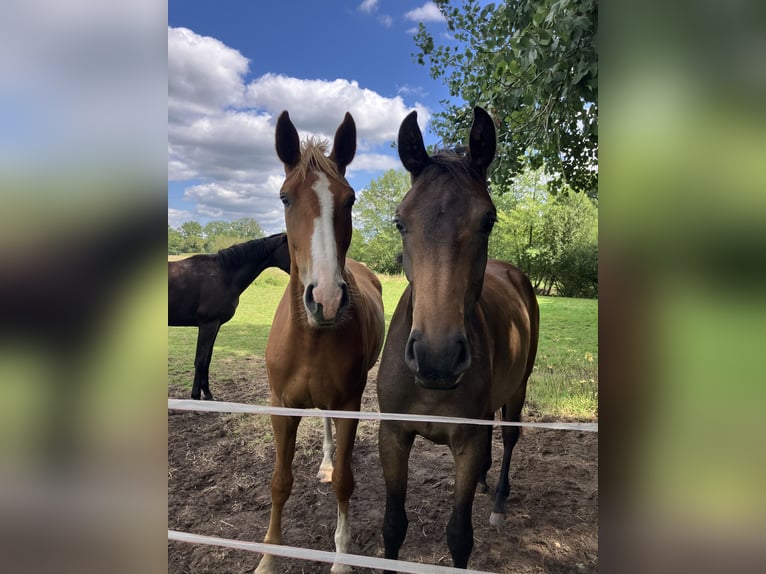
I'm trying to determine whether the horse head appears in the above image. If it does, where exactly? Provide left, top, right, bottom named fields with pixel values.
left=275, top=111, right=357, bottom=327
left=395, top=106, right=497, bottom=389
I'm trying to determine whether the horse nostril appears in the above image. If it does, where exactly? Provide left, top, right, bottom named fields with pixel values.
left=404, top=331, right=420, bottom=373
left=338, top=282, right=350, bottom=315
left=304, top=283, right=318, bottom=314
left=453, top=334, right=471, bottom=374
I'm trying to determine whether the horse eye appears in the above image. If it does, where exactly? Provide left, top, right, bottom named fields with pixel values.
left=481, top=214, right=497, bottom=234
left=280, top=193, right=290, bottom=207
left=344, top=196, right=356, bottom=209
left=393, top=217, right=406, bottom=234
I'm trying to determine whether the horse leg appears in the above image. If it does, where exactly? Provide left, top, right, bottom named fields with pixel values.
left=447, top=429, right=490, bottom=568
left=379, top=420, right=414, bottom=573
left=255, top=414, right=300, bottom=574
left=477, top=425, right=493, bottom=493
left=192, top=321, right=219, bottom=400
left=490, top=392, right=526, bottom=526
left=317, top=416, right=335, bottom=483
left=329, top=416, right=359, bottom=574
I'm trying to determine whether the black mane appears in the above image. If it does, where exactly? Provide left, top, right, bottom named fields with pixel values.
left=217, top=233, right=284, bottom=271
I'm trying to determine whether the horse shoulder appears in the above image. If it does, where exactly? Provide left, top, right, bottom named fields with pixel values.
left=481, top=260, right=538, bottom=382
left=485, top=259, right=536, bottom=309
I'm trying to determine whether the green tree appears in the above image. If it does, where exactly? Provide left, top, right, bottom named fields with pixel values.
left=179, top=220, right=204, bottom=254
left=489, top=166, right=598, bottom=297
left=414, top=0, right=598, bottom=197
left=200, top=218, right=266, bottom=252
left=543, top=190, right=598, bottom=297
left=229, top=217, right=265, bottom=240
left=205, top=234, right=243, bottom=253
left=170, top=217, right=268, bottom=254
left=490, top=170, right=542, bottom=283
left=168, top=225, right=184, bottom=255
left=348, top=169, right=410, bottom=273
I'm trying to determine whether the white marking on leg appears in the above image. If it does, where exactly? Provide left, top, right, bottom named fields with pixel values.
left=317, top=417, right=334, bottom=483
left=331, top=507, right=352, bottom=574
left=309, top=172, right=343, bottom=319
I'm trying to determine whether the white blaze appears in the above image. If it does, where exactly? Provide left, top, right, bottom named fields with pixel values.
left=309, top=172, right=343, bottom=319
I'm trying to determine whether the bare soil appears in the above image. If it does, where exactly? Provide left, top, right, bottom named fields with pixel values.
left=168, top=357, right=597, bottom=573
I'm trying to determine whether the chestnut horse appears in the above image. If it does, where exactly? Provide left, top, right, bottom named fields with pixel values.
left=255, top=112, right=385, bottom=573
left=168, top=233, right=290, bottom=400
left=377, top=107, right=540, bottom=570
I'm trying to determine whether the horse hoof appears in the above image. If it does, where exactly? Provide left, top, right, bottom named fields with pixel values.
left=203, top=394, right=215, bottom=401
left=317, top=464, right=333, bottom=483
left=331, top=563, right=352, bottom=574
left=489, top=512, right=505, bottom=527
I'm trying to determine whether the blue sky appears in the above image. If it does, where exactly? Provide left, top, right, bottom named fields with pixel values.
left=168, top=1, right=457, bottom=233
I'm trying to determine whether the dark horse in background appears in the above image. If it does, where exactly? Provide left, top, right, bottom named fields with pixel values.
left=168, top=233, right=290, bottom=400
left=377, top=107, right=540, bottom=570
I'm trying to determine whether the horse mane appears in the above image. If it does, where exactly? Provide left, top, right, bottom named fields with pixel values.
left=290, top=137, right=343, bottom=183
left=429, top=147, right=486, bottom=185
left=217, top=235, right=279, bottom=271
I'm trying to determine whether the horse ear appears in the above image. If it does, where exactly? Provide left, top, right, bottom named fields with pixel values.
left=276, top=110, right=301, bottom=171
left=330, top=112, right=356, bottom=175
left=468, top=106, right=496, bottom=176
left=398, top=110, right=430, bottom=176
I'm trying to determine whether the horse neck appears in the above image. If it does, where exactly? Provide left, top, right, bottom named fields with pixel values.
left=224, top=239, right=278, bottom=293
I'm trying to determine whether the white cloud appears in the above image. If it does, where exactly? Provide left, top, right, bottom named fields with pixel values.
left=168, top=27, right=249, bottom=121
left=357, top=1, right=393, bottom=28
left=246, top=73, right=429, bottom=146
left=357, top=0, right=378, bottom=13
left=183, top=179, right=286, bottom=232
left=168, top=27, right=431, bottom=233
left=347, top=153, right=402, bottom=174
left=169, top=110, right=278, bottom=182
left=404, top=2, right=445, bottom=23
left=169, top=208, right=195, bottom=229
left=397, top=84, right=428, bottom=99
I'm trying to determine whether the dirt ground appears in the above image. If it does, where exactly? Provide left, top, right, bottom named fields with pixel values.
left=168, top=357, right=597, bottom=573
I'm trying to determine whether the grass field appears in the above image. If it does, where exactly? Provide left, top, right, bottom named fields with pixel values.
left=168, top=268, right=598, bottom=420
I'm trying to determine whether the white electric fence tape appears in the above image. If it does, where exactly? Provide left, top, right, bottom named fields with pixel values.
left=168, top=529, right=499, bottom=574
left=167, top=399, right=598, bottom=432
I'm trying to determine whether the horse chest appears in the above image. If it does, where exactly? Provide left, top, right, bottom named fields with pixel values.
left=267, top=332, right=365, bottom=408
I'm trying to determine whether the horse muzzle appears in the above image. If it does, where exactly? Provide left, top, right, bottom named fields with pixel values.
left=404, top=329, right=471, bottom=389
left=414, top=372, right=465, bottom=391
left=304, top=281, right=349, bottom=327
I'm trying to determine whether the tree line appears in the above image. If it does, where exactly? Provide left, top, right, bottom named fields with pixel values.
left=169, top=166, right=597, bottom=299
left=348, top=168, right=597, bottom=298
left=168, top=218, right=266, bottom=255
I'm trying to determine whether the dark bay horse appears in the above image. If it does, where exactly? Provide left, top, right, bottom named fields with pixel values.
left=168, top=233, right=290, bottom=400
left=377, top=107, right=540, bottom=569
left=255, top=111, right=385, bottom=574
